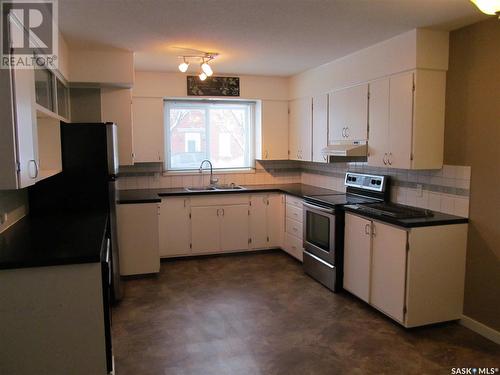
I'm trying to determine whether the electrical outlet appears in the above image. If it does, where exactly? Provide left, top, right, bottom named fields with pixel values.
left=416, top=184, right=423, bottom=198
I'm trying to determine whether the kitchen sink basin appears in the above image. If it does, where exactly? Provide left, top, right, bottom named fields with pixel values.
left=185, top=185, right=246, bottom=192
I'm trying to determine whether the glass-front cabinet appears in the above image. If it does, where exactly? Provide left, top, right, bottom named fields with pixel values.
left=34, top=68, right=70, bottom=121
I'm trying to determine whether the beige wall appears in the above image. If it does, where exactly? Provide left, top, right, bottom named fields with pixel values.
left=444, top=18, right=500, bottom=331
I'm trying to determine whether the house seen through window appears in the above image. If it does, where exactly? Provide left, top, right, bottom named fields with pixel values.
left=165, top=100, right=255, bottom=171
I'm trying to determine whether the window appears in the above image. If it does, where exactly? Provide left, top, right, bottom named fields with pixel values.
left=165, top=100, right=255, bottom=171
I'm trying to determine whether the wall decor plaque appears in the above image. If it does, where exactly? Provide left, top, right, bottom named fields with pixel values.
left=187, top=76, right=240, bottom=96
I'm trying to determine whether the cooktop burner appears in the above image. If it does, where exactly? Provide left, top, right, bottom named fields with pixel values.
left=351, top=202, right=434, bottom=219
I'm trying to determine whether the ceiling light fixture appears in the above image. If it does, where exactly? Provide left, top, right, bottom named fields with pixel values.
left=177, top=51, right=218, bottom=79
left=470, top=0, right=500, bottom=17
left=178, top=57, right=189, bottom=73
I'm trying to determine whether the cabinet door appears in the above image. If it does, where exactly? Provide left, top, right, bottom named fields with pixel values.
left=159, top=198, right=191, bottom=257
left=116, top=203, right=160, bottom=275
left=289, top=97, right=311, bottom=161
left=343, top=213, right=372, bottom=302
left=191, top=206, right=220, bottom=253
left=367, top=79, right=389, bottom=168
left=261, top=100, right=288, bottom=160
left=371, top=221, right=407, bottom=323
left=132, top=97, right=164, bottom=163
left=250, top=195, right=268, bottom=249
left=388, top=72, right=414, bottom=169
left=267, top=194, right=284, bottom=248
left=101, top=88, right=134, bottom=165
left=312, top=94, right=328, bottom=163
left=220, top=205, right=250, bottom=251
left=329, top=84, right=368, bottom=142
left=13, top=68, right=38, bottom=188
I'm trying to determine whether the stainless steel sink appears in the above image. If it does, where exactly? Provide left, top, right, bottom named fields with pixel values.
left=185, top=185, right=246, bottom=192
left=185, top=186, right=217, bottom=192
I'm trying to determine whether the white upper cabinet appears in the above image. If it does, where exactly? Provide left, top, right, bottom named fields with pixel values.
left=257, top=100, right=288, bottom=160
left=367, top=70, right=446, bottom=169
left=289, top=97, right=312, bottom=161
left=132, top=97, right=165, bottom=163
left=312, top=94, right=328, bottom=163
left=329, top=83, right=368, bottom=142
left=101, top=88, right=134, bottom=166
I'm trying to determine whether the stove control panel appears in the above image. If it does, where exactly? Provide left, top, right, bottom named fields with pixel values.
left=345, top=172, right=387, bottom=192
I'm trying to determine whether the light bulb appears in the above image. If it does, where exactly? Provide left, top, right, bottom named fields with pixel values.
left=178, top=61, right=189, bottom=73
left=199, top=72, right=207, bottom=81
left=470, top=0, right=500, bottom=15
left=201, top=62, right=213, bottom=77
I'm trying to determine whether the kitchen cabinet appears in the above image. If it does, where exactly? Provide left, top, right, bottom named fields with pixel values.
left=289, top=97, right=312, bottom=161
left=329, top=83, right=368, bottom=142
left=190, top=195, right=250, bottom=254
left=343, top=212, right=467, bottom=327
left=283, top=195, right=304, bottom=261
left=159, top=197, right=191, bottom=257
left=101, top=88, right=134, bottom=166
left=257, top=100, right=289, bottom=160
left=116, top=203, right=160, bottom=275
left=312, top=93, right=328, bottom=163
left=132, top=97, right=165, bottom=163
left=367, top=70, right=446, bottom=169
left=249, top=194, right=284, bottom=249
left=343, top=213, right=372, bottom=303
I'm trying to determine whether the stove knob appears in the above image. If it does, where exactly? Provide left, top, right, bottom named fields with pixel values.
left=371, top=179, right=376, bottom=185
left=376, top=180, right=381, bottom=185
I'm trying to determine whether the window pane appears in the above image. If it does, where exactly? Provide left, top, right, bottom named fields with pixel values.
left=166, top=101, right=253, bottom=171
left=169, top=107, right=207, bottom=169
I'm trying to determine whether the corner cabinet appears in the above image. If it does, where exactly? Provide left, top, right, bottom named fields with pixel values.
left=116, top=202, right=160, bottom=275
left=132, top=97, right=165, bottom=163
left=257, top=100, right=289, bottom=160
left=289, top=97, right=312, bottom=161
left=343, top=212, right=467, bottom=327
left=368, top=70, right=446, bottom=169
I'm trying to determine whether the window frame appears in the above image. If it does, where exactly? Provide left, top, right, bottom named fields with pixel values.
left=164, top=99, right=256, bottom=172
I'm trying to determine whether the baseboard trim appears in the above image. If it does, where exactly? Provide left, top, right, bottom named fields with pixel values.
left=460, top=315, right=500, bottom=345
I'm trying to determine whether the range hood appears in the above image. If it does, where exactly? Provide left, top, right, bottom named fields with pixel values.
left=321, top=141, right=367, bottom=158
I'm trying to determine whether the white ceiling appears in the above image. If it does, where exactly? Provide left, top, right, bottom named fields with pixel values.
left=59, top=0, right=485, bottom=76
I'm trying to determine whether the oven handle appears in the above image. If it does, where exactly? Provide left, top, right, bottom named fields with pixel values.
left=304, top=251, right=335, bottom=269
left=303, top=202, right=335, bottom=214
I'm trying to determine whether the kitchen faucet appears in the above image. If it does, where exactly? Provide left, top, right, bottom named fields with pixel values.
left=199, top=160, right=219, bottom=185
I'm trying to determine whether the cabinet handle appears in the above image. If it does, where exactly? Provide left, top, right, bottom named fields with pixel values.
left=216, top=208, right=220, bottom=216
left=342, top=127, right=346, bottom=138
left=265, top=150, right=269, bottom=159
left=221, top=208, right=225, bottom=216
left=365, top=223, right=371, bottom=235
left=372, top=224, right=376, bottom=237
left=388, top=152, right=393, bottom=166
left=345, top=126, right=349, bottom=138
left=383, top=153, right=388, bottom=165
left=323, top=155, right=327, bottom=161
left=29, top=159, right=39, bottom=179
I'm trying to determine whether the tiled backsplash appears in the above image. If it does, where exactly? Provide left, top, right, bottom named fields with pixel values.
left=118, top=161, right=471, bottom=217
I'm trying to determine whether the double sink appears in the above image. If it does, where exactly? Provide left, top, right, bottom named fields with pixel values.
left=185, top=184, right=246, bottom=192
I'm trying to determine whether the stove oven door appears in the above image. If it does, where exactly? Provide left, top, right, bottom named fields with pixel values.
left=303, top=202, right=336, bottom=265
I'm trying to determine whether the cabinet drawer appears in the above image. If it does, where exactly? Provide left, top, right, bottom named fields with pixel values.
left=286, top=218, right=303, bottom=239
left=284, top=233, right=303, bottom=262
left=286, top=204, right=303, bottom=223
left=286, top=195, right=303, bottom=209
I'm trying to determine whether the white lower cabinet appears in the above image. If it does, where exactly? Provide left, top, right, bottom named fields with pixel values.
left=220, top=205, right=250, bottom=251
left=116, top=203, right=160, bottom=275
left=191, top=206, right=221, bottom=253
left=249, top=194, right=284, bottom=249
left=283, top=195, right=304, bottom=261
left=343, top=212, right=468, bottom=327
left=159, top=198, right=191, bottom=257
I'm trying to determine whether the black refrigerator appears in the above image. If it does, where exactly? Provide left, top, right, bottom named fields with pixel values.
left=28, top=122, right=123, bottom=302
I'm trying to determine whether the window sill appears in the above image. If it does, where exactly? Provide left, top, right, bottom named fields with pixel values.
left=162, top=168, right=256, bottom=176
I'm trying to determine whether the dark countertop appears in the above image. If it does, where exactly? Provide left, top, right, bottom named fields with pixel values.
left=343, top=205, right=468, bottom=228
left=116, top=183, right=340, bottom=204
left=0, top=211, right=108, bottom=270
